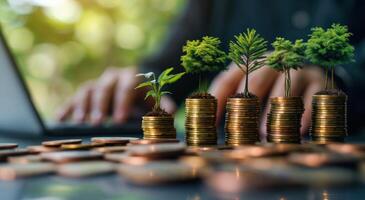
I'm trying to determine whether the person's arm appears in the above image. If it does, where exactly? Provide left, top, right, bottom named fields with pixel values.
left=334, top=0, right=365, bottom=133
left=139, top=0, right=214, bottom=104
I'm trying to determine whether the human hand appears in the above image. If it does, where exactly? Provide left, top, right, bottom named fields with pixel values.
left=56, top=67, right=176, bottom=125
left=209, top=63, right=325, bottom=138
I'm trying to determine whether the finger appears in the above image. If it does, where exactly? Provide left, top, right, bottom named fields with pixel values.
left=301, top=67, right=326, bottom=135
left=72, top=82, right=93, bottom=123
left=161, top=96, right=177, bottom=114
left=301, top=81, right=323, bottom=135
left=90, top=69, right=118, bottom=125
left=259, top=69, right=307, bottom=140
left=209, top=63, right=245, bottom=121
left=237, top=66, right=279, bottom=102
left=113, top=68, right=137, bottom=123
left=56, top=99, right=73, bottom=122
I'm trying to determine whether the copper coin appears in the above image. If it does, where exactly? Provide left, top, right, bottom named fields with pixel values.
left=129, top=139, right=180, bottom=145
left=42, top=139, right=82, bottom=147
left=27, top=145, right=60, bottom=153
left=0, top=143, right=18, bottom=150
left=41, top=151, right=103, bottom=163
left=91, top=137, right=138, bottom=145
left=0, top=149, right=30, bottom=161
left=288, top=152, right=357, bottom=168
left=128, top=143, right=186, bottom=158
left=0, top=163, right=56, bottom=180
left=92, top=146, right=129, bottom=154
left=8, top=155, right=44, bottom=164
left=61, top=143, right=104, bottom=150
left=105, top=152, right=154, bottom=165
left=118, top=161, right=200, bottom=185
left=58, top=161, right=116, bottom=178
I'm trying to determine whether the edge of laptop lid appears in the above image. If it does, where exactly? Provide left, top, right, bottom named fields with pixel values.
left=0, top=26, right=46, bottom=136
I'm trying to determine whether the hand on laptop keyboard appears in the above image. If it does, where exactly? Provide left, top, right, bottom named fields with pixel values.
left=56, top=67, right=176, bottom=125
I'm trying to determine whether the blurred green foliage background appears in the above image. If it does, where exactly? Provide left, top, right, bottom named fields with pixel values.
left=0, top=0, right=184, bottom=118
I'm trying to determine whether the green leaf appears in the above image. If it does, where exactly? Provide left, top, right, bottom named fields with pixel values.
left=135, top=81, right=152, bottom=89
left=305, top=23, right=355, bottom=67
left=161, top=91, right=172, bottom=96
left=164, top=72, right=185, bottom=84
left=228, top=28, right=267, bottom=74
left=267, top=37, right=305, bottom=72
left=144, top=90, right=156, bottom=100
left=158, top=67, right=174, bottom=83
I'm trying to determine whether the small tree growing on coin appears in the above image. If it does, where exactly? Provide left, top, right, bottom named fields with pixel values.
left=136, top=67, right=185, bottom=114
left=181, top=36, right=227, bottom=96
left=267, top=37, right=306, bottom=97
left=228, top=28, right=267, bottom=97
left=305, top=24, right=355, bottom=92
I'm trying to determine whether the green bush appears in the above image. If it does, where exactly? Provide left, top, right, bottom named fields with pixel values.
left=267, top=37, right=305, bottom=97
left=305, top=23, right=355, bottom=90
left=181, top=36, right=227, bottom=93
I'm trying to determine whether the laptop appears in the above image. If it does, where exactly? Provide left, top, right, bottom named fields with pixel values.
left=0, top=30, right=141, bottom=137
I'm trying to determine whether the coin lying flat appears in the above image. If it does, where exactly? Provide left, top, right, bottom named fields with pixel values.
left=0, top=149, right=30, bottom=161
left=91, top=137, right=138, bottom=146
left=0, top=163, right=56, bottom=180
left=42, top=139, right=82, bottom=147
left=61, top=143, right=104, bottom=150
left=288, top=152, right=358, bottom=168
left=129, top=139, right=180, bottom=145
left=224, top=145, right=286, bottom=160
left=326, top=143, right=365, bottom=155
left=8, top=155, right=44, bottom=164
left=92, top=146, right=129, bottom=154
left=105, top=153, right=154, bottom=165
left=128, top=143, right=186, bottom=159
left=118, top=161, right=201, bottom=185
left=27, top=145, right=60, bottom=153
left=41, top=151, right=103, bottom=163
left=57, top=161, right=116, bottom=178
left=0, top=143, right=18, bottom=150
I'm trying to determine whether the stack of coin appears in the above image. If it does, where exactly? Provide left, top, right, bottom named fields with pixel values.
left=142, top=115, right=176, bottom=139
left=267, top=97, right=304, bottom=143
left=311, top=94, right=347, bottom=143
left=185, top=98, right=217, bottom=146
left=225, top=97, right=260, bottom=145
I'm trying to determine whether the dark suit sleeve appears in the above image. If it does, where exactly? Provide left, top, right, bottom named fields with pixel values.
left=337, top=0, right=365, bottom=132
left=138, top=0, right=213, bottom=103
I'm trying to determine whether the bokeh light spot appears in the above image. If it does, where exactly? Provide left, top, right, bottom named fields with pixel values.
left=44, top=0, right=82, bottom=24
left=7, top=27, right=34, bottom=52
left=115, top=23, right=144, bottom=50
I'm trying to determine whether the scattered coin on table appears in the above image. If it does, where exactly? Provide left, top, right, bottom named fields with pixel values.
left=129, top=139, right=180, bottom=145
left=92, top=146, right=129, bottom=154
left=288, top=152, right=358, bottom=168
left=41, top=151, right=103, bottom=163
left=57, top=161, right=116, bottom=178
left=27, top=145, right=60, bottom=153
left=42, top=139, right=82, bottom=147
left=0, top=143, right=18, bottom=150
left=118, top=161, right=201, bottom=185
left=105, top=152, right=158, bottom=165
left=8, top=155, right=44, bottom=164
left=61, top=143, right=104, bottom=150
left=0, top=163, right=56, bottom=180
left=128, top=143, right=186, bottom=159
left=91, top=137, right=138, bottom=146
left=0, top=149, right=31, bottom=161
